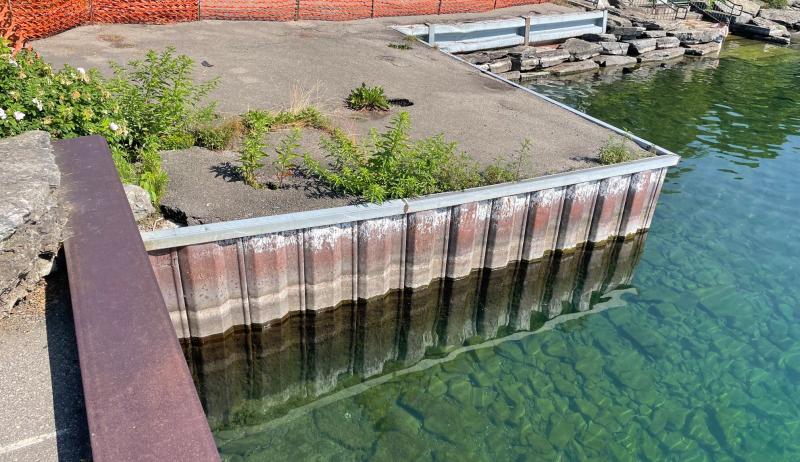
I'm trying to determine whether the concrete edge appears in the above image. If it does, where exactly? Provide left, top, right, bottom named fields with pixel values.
left=141, top=154, right=677, bottom=251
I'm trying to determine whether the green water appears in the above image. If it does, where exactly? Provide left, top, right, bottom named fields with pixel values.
left=192, top=37, right=800, bottom=460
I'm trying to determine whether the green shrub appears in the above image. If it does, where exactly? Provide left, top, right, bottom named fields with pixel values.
left=763, top=0, right=787, bottom=7
left=482, top=138, right=533, bottom=184
left=599, top=136, right=634, bottom=165
left=108, top=47, right=218, bottom=151
left=239, top=119, right=269, bottom=189
left=243, top=107, right=331, bottom=133
left=0, top=40, right=218, bottom=204
left=194, top=118, right=241, bottom=151
left=273, top=129, right=303, bottom=189
left=304, top=112, right=483, bottom=203
left=346, top=83, right=390, bottom=111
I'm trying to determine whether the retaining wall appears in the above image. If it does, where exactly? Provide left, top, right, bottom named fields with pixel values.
left=186, top=232, right=647, bottom=424
left=1, top=0, right=549, bottom=49
left=143, top=154, right=677, bottom=339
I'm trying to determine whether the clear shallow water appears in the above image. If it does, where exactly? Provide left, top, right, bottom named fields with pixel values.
left=188, top=37, right=800, bottom=461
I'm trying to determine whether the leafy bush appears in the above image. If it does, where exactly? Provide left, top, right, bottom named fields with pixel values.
left=239, top=118, right=269, bottom=188
left=109, top=47, right=217, bottom=150
left=194, top=118, right=241, bottom=151
left=599, top=136, right=634, bottom=165
left=346, top=83, right=390, bottom=111
left=0, top=40, right=216, bottom=204
left=273, top=129, right=303, bottom=189
left=763, top=0, right=787, bottom=7
left=304, top=111, right=484, bottom=202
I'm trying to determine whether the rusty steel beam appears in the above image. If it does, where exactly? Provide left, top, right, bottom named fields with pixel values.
left=54, top=136, right=220, bottom=462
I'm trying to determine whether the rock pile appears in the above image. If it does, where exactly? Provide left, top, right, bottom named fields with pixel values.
left=458, top=24, right=725, bottom=81
left=731, top=4, right=798, bottom=44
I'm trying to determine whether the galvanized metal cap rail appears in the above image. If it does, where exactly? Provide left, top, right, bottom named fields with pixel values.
left=55, top=136, right=220, bottom=462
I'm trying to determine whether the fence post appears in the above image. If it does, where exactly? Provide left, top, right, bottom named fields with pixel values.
left=427, top=23, right=436, bottom=47
left=523, top=16, right=531, bottom=46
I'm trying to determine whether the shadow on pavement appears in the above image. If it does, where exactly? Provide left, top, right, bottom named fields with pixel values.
left=44, top=260, right=92, bottom=461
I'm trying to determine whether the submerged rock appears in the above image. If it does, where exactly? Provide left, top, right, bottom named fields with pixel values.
left=548, top=60, right=600, bottom=76
left=683, top=42, right=722, bottom=56
left=594, top=55, right=638, bottom=67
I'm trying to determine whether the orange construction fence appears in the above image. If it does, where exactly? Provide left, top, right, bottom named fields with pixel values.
left=1, top=0, right=548, bottom=49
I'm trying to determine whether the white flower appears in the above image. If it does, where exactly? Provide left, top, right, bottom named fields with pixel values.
left=0, top=108, right=6, bottom=120
left=8, top=58, right=17, bottom=67
left=32, top=98, right=43, bottom=111
left=77, top=67, right=86, bottom=75
left=109, top=122, right=119, bottom=132
left=13, top=111, right=25, bottom=121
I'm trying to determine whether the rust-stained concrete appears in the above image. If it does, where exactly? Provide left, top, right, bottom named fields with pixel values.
left=150, top=166, right=666, bottom=339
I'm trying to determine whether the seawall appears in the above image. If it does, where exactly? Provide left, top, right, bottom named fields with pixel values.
left=143, top=154, right=676, bottom=339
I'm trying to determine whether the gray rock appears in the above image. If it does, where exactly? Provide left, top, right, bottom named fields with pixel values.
left=656, top=36, right=681, bottom=49
left=0, top=131, right=63, bottom=313
left=536, top=48, right=571, bottom=68
left=731, top=12, right=754, bottom=26
left=488, top=58, right=512, bottom=73
left=581, top=33, right=617, bottom=42
left=124, top=184, right=156, bottom=221
left=669, top=29, right=726, bottom=44
left=559, top=38, right=603, bottom=60
left=486, top=49, right=510, bottom=60
left=637, top=47, right=685, bottom=62
left=625, top=38, right=657, bottom=54
left=512, top=56, right=541, bottom=71
left=608, top=25, right=646, bottom=37
left=462, top=52, right=491, bottom=65
left=642, top=30, right=667, bottom=38
left=737, top=0, right=761, bottom=16
left=608, top=15, right=633, bottom=27
left=683, top=41, right=722, bottom=56
left=547, top=60, right=600, bottom=76
left=752, top=16, right=791, bottom=37
left=593, top=55, right=638, bottom=67
left=507, top=45, right=539, bottom=59
left=600, top=41, right=630, bottom=55
left=496, top=70, right=521, bottom=81
left=519, top=70, right=551, bottom=81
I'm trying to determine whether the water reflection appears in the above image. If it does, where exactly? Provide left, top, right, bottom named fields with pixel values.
left=184, top=234, right=648, bottom=430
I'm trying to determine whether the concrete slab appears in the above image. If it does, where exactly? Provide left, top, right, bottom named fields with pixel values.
left=0, top=269, right=91, bottom=462
left=31, top=6, right=640, bottom=179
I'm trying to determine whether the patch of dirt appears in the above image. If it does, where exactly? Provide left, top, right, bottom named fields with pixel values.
left=97, top=33, right=134, bottom=48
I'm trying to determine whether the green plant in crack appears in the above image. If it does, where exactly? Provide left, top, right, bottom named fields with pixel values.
left=273, top=128, right=304, bottom=189
left=239, top=120, right=269, bottom=189
left=346, top=83, right=391, bottom=111
left=482, top=138, right=533, bottom=184
left=599, top=135, right=635, bottom=165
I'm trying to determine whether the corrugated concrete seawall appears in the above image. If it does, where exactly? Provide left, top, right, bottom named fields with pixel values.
left=143, top=155, right=677, bottom=339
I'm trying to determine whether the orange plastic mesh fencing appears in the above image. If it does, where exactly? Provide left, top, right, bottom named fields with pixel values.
left=91, top=0, right=199, bottom=24
left=373, top=0, right=438, bottom=17
left=494, top=0, right=544, bottom=8
left=1, top=0, right=24, bottom=48
left=297, top=0, right=372, bottom=20
left=439, top=0, right=493, bottom=14
left=200, top=0, right=295, bottom=20
left=11, top=0, right=89, bottom=41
